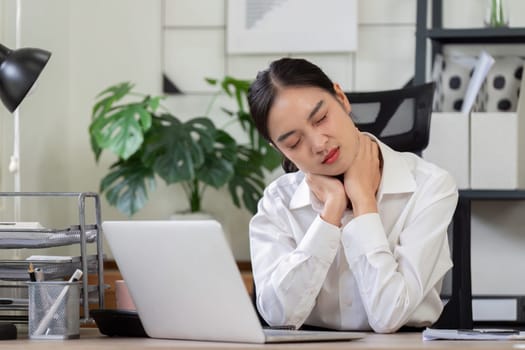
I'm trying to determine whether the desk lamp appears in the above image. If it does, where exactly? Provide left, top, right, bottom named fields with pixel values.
left=0, top=42, right=51, bottom=341
left=1, top=41, right=51, bottom=216
left=0, top=43, right=51, bottom=112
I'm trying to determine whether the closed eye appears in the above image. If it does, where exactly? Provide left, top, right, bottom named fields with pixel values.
left=289, top=138, right=301, bottom=149
left=315, top=115, right=327, bottom=125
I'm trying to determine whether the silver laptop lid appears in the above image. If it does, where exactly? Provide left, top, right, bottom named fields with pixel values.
left=103, top=220, right=266, bottom=343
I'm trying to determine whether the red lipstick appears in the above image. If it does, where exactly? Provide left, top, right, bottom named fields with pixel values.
left=323, top=147, right=340, bottom=164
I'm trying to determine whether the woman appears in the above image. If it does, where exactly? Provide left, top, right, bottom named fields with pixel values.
left=247, top=58, right=458, bottom=333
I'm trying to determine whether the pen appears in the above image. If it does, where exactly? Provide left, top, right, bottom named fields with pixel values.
left=0, top=298, right=28, bottom=305
left=28, top=263, right=36, bottom=282
left=32, top=269, right=83, bottom=336
left=34, top=267, right=45, bottom=282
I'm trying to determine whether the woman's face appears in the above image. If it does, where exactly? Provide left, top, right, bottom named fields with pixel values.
left=267, top=84, right=360, bottom=176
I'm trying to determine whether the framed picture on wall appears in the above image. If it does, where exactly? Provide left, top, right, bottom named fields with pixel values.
left=227, top=0, right=357, bottom=54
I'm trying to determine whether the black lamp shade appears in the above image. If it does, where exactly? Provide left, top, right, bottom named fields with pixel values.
left=0, top=43, right=51, bottom=113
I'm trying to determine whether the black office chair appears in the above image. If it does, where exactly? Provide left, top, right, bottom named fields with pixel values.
left=345, top=82, right=435, bottom=155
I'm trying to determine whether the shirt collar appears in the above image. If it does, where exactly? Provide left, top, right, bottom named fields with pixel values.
left=289, top=175, right=311, bottom=210
left=288, top=133, right=416, bottom=210
left=372, top=134, right=417, bottom=199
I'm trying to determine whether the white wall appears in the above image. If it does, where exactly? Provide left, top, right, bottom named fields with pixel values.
left=0, top=0, right=163, bottom=259
left=0, top=0, right=524, bottom=296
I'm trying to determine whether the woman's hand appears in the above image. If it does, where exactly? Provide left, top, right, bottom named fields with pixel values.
left=305, top=173, right=347, bottom=227
left=343, top=133, right=381, bottom=216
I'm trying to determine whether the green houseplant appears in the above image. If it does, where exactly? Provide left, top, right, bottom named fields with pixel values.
left=89, top=77, right=281, bottom=216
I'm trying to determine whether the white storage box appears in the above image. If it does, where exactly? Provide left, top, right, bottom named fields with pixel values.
left=423, top=112, right=470, bottom=189
left=470, top=111, right=525, bottom=189
left=470, top=69, right=525, bottom=189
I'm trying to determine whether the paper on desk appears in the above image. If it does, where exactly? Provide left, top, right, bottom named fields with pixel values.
left=0, top=222, right=44, bottom=229
left=0, top=225, right=98, bottom=248
left=26, top=255, right=74, bottom=261
left=423, top=328, right=525, bottom=341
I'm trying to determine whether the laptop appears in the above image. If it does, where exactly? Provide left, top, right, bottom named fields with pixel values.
left=102, top=220, right=366, bottom=343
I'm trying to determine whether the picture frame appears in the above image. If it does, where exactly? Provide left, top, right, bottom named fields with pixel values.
left=227, top=0, right=358, bottom=54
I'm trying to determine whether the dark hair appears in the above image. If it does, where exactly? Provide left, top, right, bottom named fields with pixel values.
left=247, top=58, right=337, bottom=172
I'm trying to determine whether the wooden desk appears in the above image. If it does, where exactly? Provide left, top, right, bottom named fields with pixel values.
left=4, top=328, right=525, bottom=349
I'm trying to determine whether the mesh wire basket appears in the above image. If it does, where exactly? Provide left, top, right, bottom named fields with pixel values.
left=28, top=281, right=80, bottom=339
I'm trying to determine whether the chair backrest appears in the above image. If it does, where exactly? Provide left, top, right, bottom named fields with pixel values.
left=345, top=82, right=435, bottom=155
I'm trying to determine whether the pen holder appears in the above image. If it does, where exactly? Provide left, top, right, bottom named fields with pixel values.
left=28, top=281, right=80, bottom=339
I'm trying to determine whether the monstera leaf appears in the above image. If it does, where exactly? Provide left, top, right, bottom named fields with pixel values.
left=227, top=145, right=268, bottom=214
left=142, top=114, right=212, bottom=184
left=90, top=82, right=161, bottom=161
left=99, top=154, right=156, bottom=216
left=197, top=129, right=237, bottom=188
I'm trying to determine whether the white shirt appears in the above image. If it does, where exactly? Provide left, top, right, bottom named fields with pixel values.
left=249, top=139, right=457, bottom=333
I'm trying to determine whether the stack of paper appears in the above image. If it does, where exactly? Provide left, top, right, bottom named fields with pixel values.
left=423, top=328, right=525, bottom=341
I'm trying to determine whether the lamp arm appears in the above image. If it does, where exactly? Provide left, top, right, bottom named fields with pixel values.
left=9, top=109, right=21, bottom=222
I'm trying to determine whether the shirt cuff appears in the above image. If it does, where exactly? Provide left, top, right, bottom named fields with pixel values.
left=341, top=213, right=389, bottom=263
left=297, top=215, right=341, bottom=265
